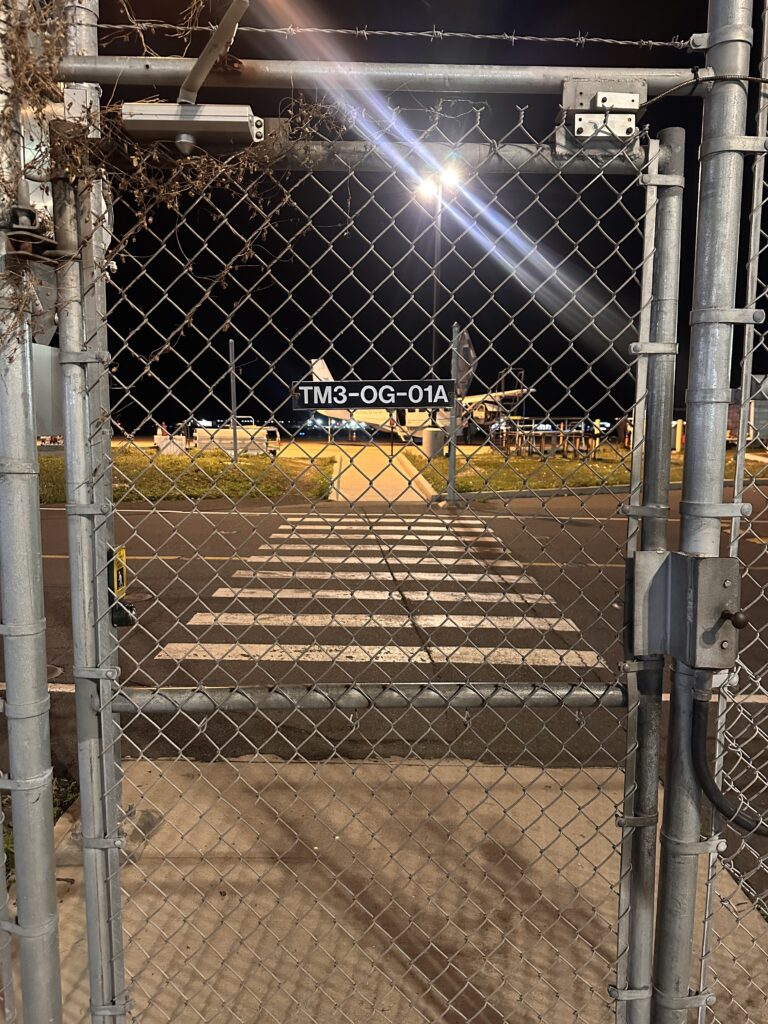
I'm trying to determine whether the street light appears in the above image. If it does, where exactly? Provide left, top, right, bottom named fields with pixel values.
left=416, top=163, right=462, bottom=378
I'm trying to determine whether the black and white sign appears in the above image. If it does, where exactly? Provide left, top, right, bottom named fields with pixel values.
left=293, top=379, right=456, bottom=410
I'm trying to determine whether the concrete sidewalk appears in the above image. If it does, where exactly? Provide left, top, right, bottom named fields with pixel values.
left=52, top=759, right=768, bottom=1023
left=330, top=445, right=433, bottom=502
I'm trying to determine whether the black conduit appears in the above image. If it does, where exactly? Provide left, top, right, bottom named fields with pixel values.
left=692, top=698, right=768, bottom=838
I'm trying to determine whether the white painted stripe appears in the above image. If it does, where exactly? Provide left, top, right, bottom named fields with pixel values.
left=283, top=515, right=482, bottom=523
left=274, top=528, right=483, bottom=536
left=212, top=587, right=555, bottom=605
left=187, top=612, right=577, bottom=631
left=232, top=570, right=531, bottom=583
left=244, top=555, right=520, bottom=568
left=158, top=642, right=606, bottom=668
left=258, top=543, right=505, bottom=555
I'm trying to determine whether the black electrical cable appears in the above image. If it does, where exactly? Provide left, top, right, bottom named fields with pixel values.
left=691, top=697, right=768, bottom=837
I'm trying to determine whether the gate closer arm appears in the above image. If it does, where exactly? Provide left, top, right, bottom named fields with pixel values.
left=629, top=546, right=768, bottom=834
left=178, top=0, right=250, bottom=106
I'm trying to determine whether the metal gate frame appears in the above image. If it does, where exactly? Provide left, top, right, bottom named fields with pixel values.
left=2, top=0, right=767, bottom=1021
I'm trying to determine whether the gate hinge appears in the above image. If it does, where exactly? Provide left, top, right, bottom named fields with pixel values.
left=690, top=307, right=765, bottom=325
left=652, top=987, right=716, bottom=1010
left=629, top=551, right=745, bottom=669
left=688, top=24, right=753, bottom=51
left=90, top=1000, right=133, bottom=1019
left=608, top=985, right=651, bottom=1003
left=660, top=832, right=726, bottom=856
left=700, top=136, right=768, bottom=158
left=629, top=342, right=677, bottom=356
left=58, top=350, right=110, bottom=365
left=640, top=172, right=684, bottom=188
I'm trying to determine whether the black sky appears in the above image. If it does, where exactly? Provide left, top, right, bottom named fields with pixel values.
left=96, top=2, right=763, bottom=432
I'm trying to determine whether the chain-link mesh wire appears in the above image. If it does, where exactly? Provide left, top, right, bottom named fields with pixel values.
left=34, top=98, right=656, bottom=1023
left=16, top=13, right=763, bottom=1021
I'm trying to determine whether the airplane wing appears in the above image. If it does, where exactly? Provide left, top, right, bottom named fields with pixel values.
left=461, top=389, right=529, bottom=408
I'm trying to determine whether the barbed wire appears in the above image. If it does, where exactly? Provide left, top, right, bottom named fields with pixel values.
left=97, top=22, right=694, bottom=50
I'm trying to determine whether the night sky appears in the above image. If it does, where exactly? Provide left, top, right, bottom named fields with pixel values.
left=93, top=2, right=762, bottom=434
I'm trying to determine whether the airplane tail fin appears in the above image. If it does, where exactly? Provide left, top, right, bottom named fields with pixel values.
left=311, top=358, right=333, bottom=382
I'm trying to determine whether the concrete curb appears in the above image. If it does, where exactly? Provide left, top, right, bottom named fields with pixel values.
left=432, top=481, right=688, bottom=503
left=394, top=450, right=437, bottom=500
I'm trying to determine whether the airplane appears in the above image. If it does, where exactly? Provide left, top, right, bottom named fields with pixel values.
left=309, top=358, right=530, bottom=441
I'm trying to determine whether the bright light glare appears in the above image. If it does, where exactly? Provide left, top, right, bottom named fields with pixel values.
left=416, top=175, right=439, bottom=200
left=440, top=164, right=461, bottom=189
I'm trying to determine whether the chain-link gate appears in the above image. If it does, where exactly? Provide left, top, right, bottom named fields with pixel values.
left=2, top=1, right=768, bottom=1023
left=47, top=72, right=677, bottom=1021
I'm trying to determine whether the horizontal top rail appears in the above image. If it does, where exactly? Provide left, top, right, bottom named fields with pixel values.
left=268, top=139, right=652, bottom=174
left=57, top=56, right=712, bottom=96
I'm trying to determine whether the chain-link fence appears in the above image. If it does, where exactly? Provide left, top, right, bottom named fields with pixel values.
left=1, top=1, right=768, bottom=1023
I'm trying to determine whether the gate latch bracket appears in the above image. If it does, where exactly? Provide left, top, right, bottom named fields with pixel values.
left=630, top=551, right=744, bottom=669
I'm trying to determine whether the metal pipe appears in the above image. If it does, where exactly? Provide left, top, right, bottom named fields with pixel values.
left=0, top=5, right=62, bottom=1019
left=110, top=682, right=627, bottom=715
left=0, top=804, right=17, bottom=1023
left=653, top=3, right=754, bottom=1021
left=58, top=55, right=712, bottom=97
left=64, top=1, right=128, bottom=1009
left=178, top=0, right=250, bottom=105
left=624, top=128, right=686, bottom=1024
left=447, top=322, right=460, bottom=504
left=52, top=166, right=123, bottom=1024
left=268, top=140, right=653, bottom=176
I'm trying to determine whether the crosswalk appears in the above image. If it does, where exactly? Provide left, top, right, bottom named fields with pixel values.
left=156, top=512, right=607, bottom=681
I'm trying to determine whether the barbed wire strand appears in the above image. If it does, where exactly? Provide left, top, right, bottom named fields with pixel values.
left=96, top=23, right=694, bottom=50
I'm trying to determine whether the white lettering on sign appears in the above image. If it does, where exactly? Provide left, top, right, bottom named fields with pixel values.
left=293, top=379, right=456, bottom=410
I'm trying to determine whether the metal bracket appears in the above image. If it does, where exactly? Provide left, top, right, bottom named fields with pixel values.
left=66, top=502, right=114, bottom=517
left=689, top=24, right=754, bottom=50
left=615, top=813, right=658, bottom=829
left=74, top=666, right=121, bottom=682
left=0, top=617, right=46, bottom=637
left=652, top=987, right=716, bottom=1009
left=0, top=458, right=38, bottom=475
left=629, top=342, right=677, bottom=355
left=58, top=350, right=110, bottom=365
left=90, top=1002, right=133, bottom=1020
left=2, top=694, right=51, bottom=720
left=631, top=551, right=743, bottom=669
left=608, top=985, right=652, bottom=1002
left=700, top=136, right=768, bottom=158
left=690, top=307, right=765, bottom=325
left=679, top=500, right=751, bottom=518
left=80, top=833, right=126, bottom=850
left=640, top=172, right=685, bottom=188
left=0, top=768, right=53, bottom=793
left=686, top=386, right=741, bottom=404
left=621, top=504, right=669, bottom=519
left=660, top=832, right=727, bottom=856
left=0, top=915, right=58, bottom=939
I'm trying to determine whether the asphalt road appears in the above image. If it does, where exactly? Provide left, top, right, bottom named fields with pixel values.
left=29, top=485, right=766, bottom=769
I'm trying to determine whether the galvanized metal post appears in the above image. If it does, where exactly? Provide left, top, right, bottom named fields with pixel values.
left=52, top=162, right=127, bottom=1023
left=447, top=321, right=460, bottom=503
left=624, top=128, right=686, bottom=1024
left=63, top=2, right=128, bottom=1014
left=0, top=5, right=62, bottom=1020
left=653, top=2, right=754, bottom=1021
